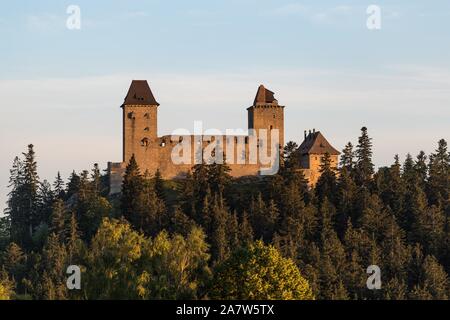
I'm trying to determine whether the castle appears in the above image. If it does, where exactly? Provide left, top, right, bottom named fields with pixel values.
left=108, top=80, right=339, bottom=193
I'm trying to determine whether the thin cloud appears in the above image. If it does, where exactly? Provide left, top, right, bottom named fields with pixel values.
left=264, top=4, right=354, bottom=24
left=26, top=13, right=62, bottom=31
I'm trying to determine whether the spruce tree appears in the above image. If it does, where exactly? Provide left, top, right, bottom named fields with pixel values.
left=154, top=169, right=165, bottom=201
left=121, top=154, right=144, bottom=223
left=6, top=144, right=41, bottom=248
left=50, top=199, right=67, bottom=243
left=66, top=171, right=80, bottom=199
left=340, top=142, right=355, bottom=171
left=414, top=151, right=428, bottom=190
left=354, top=127, right=374, bottom=187
left=315, top=152, right=338, bottom=204
left=53, top=172, right=65, bottom=199
left=239, top=211, right=254, bottom=245
left=427, top=139, right=449, bottom=207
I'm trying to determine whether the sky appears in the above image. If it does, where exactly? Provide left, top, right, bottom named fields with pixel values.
left=0, top=0, right=449, bottom=213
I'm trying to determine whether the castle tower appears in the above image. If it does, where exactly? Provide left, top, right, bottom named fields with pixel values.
left=247, top=85, right=285, bottom=152
left=298, top=130, right=340, bottom=186
left=122, top=80, right=159, bottom=170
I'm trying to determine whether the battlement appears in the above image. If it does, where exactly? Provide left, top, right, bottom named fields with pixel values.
left=108, top=80, right=339, bottom=193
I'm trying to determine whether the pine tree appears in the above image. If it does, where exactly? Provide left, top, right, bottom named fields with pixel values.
left=1, top=242, right=26, bottom=294
left=168, top=206, right=196, bottom=237
left=336, top=167, right=357, bottom=234
left=315, top=152, right=338, bottom=204
left=53, top=172, right=65, bottom=199
left=249, top=194, right=279, bottom=242
left=6, top=145, right=41, bottom=249
left=340, top=142, right=355, bottom=171
left=154, top=169, right=165, bottom=201
left=121, top=154, right=144, bottom=223
left=66, top=212, right=82, bottom=262
left=414, top=151, right=428, bottom=190
left=50, top=199, right=67, bottom=243
left=66, top=170, right=80, bottom=199
left=354, top=127, right=374, bottom=187
left=39, top=233, right=68, bottom=299
left=427, top=139, right=450, bottom=207
left=6, top=157, right=25, bottom=246
left=210, top=196, right=230, bottom=263
left=91, top=163, right=101, bottom=196
left=239, top=211, right=254, bottom=245
left=135, top=177, right=166, bottom=236
left=37, top=179, right=54, bottom=226
left=282, top=141, right=300, bottom=170
left=410, top=255, right=448, bottom=300
left=375, top=155, right=405, bottom=217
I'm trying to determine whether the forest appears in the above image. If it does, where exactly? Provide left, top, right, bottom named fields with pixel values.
left=0, top=127, right=449, bottom=300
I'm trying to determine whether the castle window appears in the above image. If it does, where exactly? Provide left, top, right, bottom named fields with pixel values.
left=141, top=138, right=149, bottom=147
left=144, top=113, right=149, bottom=119
left=144, top=127, right=150, bottom=131
left=273, top=114, right=276, bottom=119
left=128, top=112, right=135, bottom=119
left=270, top=125, right=273, bottom=130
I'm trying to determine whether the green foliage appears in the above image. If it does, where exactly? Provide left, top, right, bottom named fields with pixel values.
left=2, top=136, right=450, bottom=300
left=83, top=218, right=211, bottom=299
left=210, top=241, right=314, bottom=300
left=0, top=272, right=14, bottom=300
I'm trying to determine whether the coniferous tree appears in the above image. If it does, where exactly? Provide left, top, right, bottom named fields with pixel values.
left=53, top=172, right=65, bottom=199
left=6, top=157, right=25, bottom=246
left=410, top=255, right=449, bottom=300
left=427, top=139, right=449, bottom=208
left=50, top=199, right=67, bottom=243
left=154, top=169, right=165, bottom=201
left=6, top=145, right=41, bottom=249
left=121, top=154, right=144, bottom=223
left=210, top=195, right=230, bottom=263
left=414, top=151, right=428, bottom=190
left=1, top=242, right=26, bottom=294
left=340, top=142, right=355, bottom=171
left=66, top=212, right=82, bottom=262
left=315, top=152, right=338, bottom=204
left=354, top=127, right=374, bottom=188
left=239, top=211, right=254, bottom=245
left=91, top=163, right=101, bottom=196
left=66, top=171, right=80, bottom=200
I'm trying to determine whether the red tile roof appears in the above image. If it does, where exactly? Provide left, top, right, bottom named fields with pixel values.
left=253, top=85, right=277, bottom=106
left=299, top=131, right=340, bottom=155
left=123, top=80, right=159, bottom=106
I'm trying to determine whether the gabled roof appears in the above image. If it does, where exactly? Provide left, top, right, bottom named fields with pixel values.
left=123, top=80, right=159, bottom=106
left=253, top=85, right=278, bottom=106
left=298, top=131, right=340, bottom=155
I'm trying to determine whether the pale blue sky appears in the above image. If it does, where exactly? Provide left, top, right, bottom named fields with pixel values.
left=1, top=1, right=449, bottom=212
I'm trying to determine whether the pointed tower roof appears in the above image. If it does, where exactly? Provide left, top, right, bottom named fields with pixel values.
left=299, top=131, right=340, bottom=155
left=123, top=80, right=159, bottom=106
left=253, top=85, right=278, bottom=106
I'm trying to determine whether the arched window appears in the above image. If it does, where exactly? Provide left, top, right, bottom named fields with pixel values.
left=141, top=138, right=149, bottom=147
